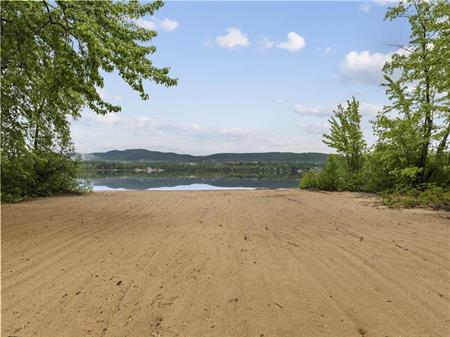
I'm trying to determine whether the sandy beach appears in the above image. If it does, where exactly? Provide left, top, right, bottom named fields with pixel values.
left=2, top=190, right=449, bottom=337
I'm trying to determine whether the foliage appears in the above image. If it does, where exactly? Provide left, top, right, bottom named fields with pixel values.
left=1, top=0, right=176, bottom=201
left=377, top=0, right=450, bottom=185
left=301, top=97, right=367, bottom=191
left=323, top=97, right=366, bottom=172
left=316, top=154, right=342, bottom=190
left=299, top=155, right=347, bottom=191
left=299, top=171, right=319, bottom=189
left=301, top=1, right=449, bottom=210
left=82, top=160, right=321, bottom=178
left=382, top=185, right=450, bottom=210
left=1, top=151, right=88, bottom=202
left=428, top=151, right=450, bottom=186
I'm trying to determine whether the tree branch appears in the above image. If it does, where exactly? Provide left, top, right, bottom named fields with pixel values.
left=387, top=43, right=413, bottom=53
left=42, top=0, right=73, bottom=33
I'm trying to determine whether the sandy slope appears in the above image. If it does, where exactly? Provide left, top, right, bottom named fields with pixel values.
left=1, top=190, right=449, bottom=337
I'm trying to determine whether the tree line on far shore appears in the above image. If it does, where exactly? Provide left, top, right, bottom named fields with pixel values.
left=300, top=1, right=449, bottom=209
left=82, top=160, right=320, bottom=178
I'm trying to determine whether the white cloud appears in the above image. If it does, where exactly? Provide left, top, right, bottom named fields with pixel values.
left=96, top=113, right=122, bottom=125
left=340, top=48, right=409, bottom=85
left=118, top=116, right=202, bottom=136
left=359, top=0, right=400, bottom=13
left=293, top=102, right=383, bottom=118
left=299, top=122, right=329, bottom=135
left=259, top=36, right=275, bottom=49
left=360, top=2, right=371, bottom=13
left=134, top=18, right=157, bottom=30
left=340, top=50, right=392, bottom=85
left=77, top=110, right=253, bottom=141
left=360, top=102, right=383, bottom=117
left=72, top=110, right=335, bottom=154
left=97, top=88, right=122, bottom=101
left=159, top=18, right=179, bottom=32
left=216, top=127, right=252, bottom=138
left=215, top=28, right=249, bottom=49
left=135, top=17, right=179, bottom=32
left=293, top=104, right=332, bottom=117
left=276, top=32, right=306, bottom=53
left=130, top=120, right=252, bottom=140
left=373, top=0, right=399, bottom=5
left=75, top=110, right=120, bottom=126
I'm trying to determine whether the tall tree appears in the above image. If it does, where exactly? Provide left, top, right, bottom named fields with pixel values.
left=1, top=0, right=177, bottom=157
left=378, top=0, right=450, bottom=184
left=1, top=0, right=177, bottom=200
left=323, top=97, right=366, bottom=172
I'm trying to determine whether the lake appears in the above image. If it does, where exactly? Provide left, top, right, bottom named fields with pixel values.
left=81, top=174, right=299, bottom=191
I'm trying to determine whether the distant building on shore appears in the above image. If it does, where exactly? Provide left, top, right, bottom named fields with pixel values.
left=134, top=167, right=165, bottom=174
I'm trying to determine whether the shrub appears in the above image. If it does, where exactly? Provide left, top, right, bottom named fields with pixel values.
left=300, top=155, right=348, bottom=191
left=417, top=185, right=450, bottom=210
left=0, top=154, right=35, bottom=202
left=1, top=151, right=85, bottom=202
left=299, top=171, right=320, bottom=189
left=317, top=154, right=341, bottom=190
left=381, top=185, right=450, bottom=210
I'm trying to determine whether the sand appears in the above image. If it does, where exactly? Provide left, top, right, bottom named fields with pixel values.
left=1, top=190, right=449, bottom=337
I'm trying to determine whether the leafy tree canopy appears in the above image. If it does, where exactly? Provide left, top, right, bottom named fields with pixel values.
left=379, top=0, right=449, bottom=182
left=1, top=0, right=177, bottom=156
left=302, top=1, right=449, bottom=206
left=322, top=97, right=366, bottom=172
left=1, top=0, right=177, bottom=201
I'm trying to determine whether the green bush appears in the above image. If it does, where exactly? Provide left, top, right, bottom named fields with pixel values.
left=428, top=155, right=450, bottom=187
left=300, top=155, right=346, bottom=191
left=389, top=167, right=423, bottom=189
left=1, top=154, right=35, bottom=202
left=1, top=151, right=85, bottom=202
left=381, top=185, right=450, bottom=210
left=417, top=186, right=450, bottom=210
left=317, top=154, right=341, bottom=190
left=299, top=171, right=320, bottom=189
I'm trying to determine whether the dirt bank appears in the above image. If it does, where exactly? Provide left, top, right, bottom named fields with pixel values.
left=2, top=190, right=449, bottom=337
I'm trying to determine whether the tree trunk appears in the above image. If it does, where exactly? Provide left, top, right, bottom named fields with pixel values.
left=416, top=17, right=433, bottom=185
left=34, top=125, right=39, bottom=150
left=436, top=123, right=450, bottom=158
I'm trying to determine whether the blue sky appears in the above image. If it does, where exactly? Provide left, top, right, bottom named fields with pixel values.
left=72, top=1, right=410, bottom=154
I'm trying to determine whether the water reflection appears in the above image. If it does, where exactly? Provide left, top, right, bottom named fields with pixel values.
left=83, top=175, right=299, bottom=191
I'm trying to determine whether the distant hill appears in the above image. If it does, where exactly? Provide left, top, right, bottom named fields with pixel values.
left=84, top=149, right=328, bottom=164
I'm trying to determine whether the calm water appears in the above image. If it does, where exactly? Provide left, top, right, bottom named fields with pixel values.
left=82, top=174, right=299, bottom=191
